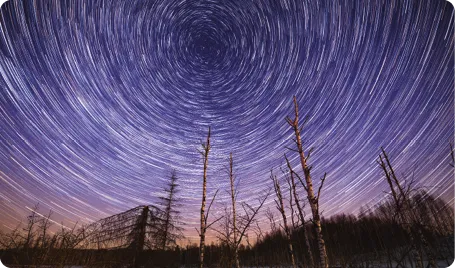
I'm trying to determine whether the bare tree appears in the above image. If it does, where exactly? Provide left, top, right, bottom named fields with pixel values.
left=284, top=174, right=297, bottom=229
left=228, top=153, right=240, bottom=268
left=199, top=127, right=211, bottom=268
left=265, top=207, right=278, bottom=234
left=285, top=154, right=314, bottom=268
left=0, top=207, right=86, bottom=266
left=36, top=210, right=53, bottom=249
left=0, top=227, right=22, bottom=250
left=213, top=153, right=269, bottom=268
left=253, top=220, right=264, bottom=243
left=198, top=127, right=222, bottom=268
left=157, top=169, right=184, bottom=250
left=235, top=193, right=269, bottom=262
left=286, top=96, right=328, bottom=268
left=22, top=205, right=40, bottom=251
left=53, top=221, right=88, bottom=266
left=378, top=148, right=436, bottom=268
left=34, top=210, right=53, bottom=265
left=271, top=171, right=297, bottom=268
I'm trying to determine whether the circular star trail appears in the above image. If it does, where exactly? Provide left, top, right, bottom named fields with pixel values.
left=0, top=0, right=453, bottom=242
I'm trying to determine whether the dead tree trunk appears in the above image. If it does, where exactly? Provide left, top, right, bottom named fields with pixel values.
left=210, top=153, right=268, bottom=268
left=378, top=148, right=436, bottom=268
left=285, top=154, right=314, bottom=268
left=199, top=127, right=211, bottom=268
left=271, top=172, right=297, bottom=268
left=229, top=153, right=240, bottom=268
left=286, top=96, right=328, bottom=268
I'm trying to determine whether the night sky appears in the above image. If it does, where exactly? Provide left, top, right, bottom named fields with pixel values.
left=0, top=0, right=453, bottom=243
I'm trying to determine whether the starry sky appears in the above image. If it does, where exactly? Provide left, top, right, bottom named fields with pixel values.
left=0, top=0, right=453, bottom=243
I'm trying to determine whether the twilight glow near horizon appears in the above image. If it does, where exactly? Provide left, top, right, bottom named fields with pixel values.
left=0, top=0, right=453, bottom=242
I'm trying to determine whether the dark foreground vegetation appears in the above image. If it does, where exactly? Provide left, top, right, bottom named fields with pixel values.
left=1, top=190, right=453, bottom=267
left=1, top=98, right=453, bottom=267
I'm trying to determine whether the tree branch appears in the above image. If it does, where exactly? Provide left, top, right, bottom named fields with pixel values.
left=235, top=191, right=269, bottom=247
left=206, top=216, right=224, bottom=230
left=204, top=189, right=219, bottom=227
left=317, top=173, right=327, bottom=202
left=450, top=142, right=454, bottom=168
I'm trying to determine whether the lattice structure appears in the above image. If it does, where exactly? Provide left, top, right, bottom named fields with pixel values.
left=83, top=205, right=164, bottom=250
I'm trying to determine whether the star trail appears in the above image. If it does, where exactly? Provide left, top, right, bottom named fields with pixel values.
left=0, top=0, right=453, bottom=243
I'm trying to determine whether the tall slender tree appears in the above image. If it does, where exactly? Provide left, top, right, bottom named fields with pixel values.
left=285, top=154, right=314, bottom=268
left=271, top=172, right=297, bottom=268
left=157, top=170, right=184, bottom=250
left=213, top=153, right=269, bottom=268
left=228, top=153, right=240, bottom=268
left=199, top=127, right=211, bottom=268
left=286, top=96, right=328, bottom=268
left=198, top=127, right=222, bottom=268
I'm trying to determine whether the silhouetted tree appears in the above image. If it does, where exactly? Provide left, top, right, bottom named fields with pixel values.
left=265, top=207, right=278, bottom=234
left=378, top=148, right=436, bottom=268
left=157, top=170, right=184, bottom=250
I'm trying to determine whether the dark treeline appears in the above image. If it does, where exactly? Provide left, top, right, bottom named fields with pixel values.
left=240, top=190, right=454, bottom=267
left=1, top=188, right=453, bottom=268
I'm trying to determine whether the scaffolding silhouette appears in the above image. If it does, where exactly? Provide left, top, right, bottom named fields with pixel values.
left=84, top=205, right=164, bottom=251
